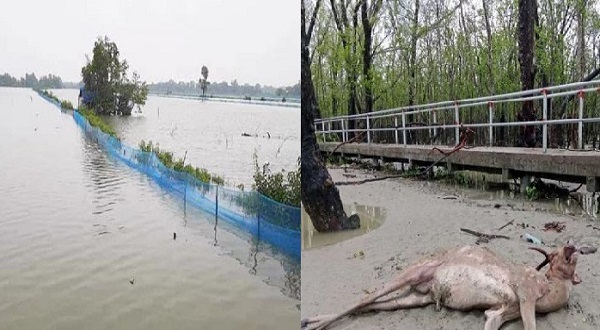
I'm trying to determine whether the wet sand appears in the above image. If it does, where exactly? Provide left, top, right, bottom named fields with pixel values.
left=301, top=168, right=600, bottom=329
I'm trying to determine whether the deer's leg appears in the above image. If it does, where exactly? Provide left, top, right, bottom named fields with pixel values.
left=306, top=260, right=442, bottom=330
left=302, top=293, right=433, bottom=330
left=360, top=291, right=434, bottom=312
left=519, top=300, right=537, bottom=330
left=484, top=304, right=520, bottom=330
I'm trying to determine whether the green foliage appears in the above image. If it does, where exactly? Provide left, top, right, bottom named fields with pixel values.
left=436, top=170, right=477, bottom=188
left=526, top=186, right=540, bottom=201
left=310, top=0, right=600, bottom=145
left=79, top=106, right=118, bottom=138
left=81, top=36, right=148, bottom=116
left=138, top=140, right=224, bottom=185
left=60, top=99, right=73, bottom=110
left=252, top=153, right=301, bottom=207
left=39, top=89, right=61, bottom=103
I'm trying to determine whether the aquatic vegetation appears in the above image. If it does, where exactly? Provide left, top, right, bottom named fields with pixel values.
left=138, top=140, right=224, bottom=185
left=78, top=106, right=118, bottom=138
left=60, top=100, right=73, bottom=110
left=252, top=153, right=301, bottom=207
left=38, top=89, right=61, bottom=104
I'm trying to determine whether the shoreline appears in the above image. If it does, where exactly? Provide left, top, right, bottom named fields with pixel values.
left=301, top=168, right=600, bottom=329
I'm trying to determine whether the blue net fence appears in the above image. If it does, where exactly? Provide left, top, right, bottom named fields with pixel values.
left=38, top=91, right=301, bottom=261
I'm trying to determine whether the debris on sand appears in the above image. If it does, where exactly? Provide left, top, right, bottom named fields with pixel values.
left=521, top=233, right=542, bottom=245
left=579, top=246, right=597, bottom=255
left=460, top=228, right=509, bottom=245
left=543, top=221, right=566, bottom=233
left=498, top=220, right=514, bottom=231
left=348, top=251, right=365, bottom=260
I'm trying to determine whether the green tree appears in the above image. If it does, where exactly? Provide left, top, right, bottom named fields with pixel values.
left=81, top=36, right=148, bottom=115
left=200, top=65, right=209, bottom=98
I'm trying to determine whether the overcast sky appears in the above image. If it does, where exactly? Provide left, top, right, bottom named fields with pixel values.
left=0, top=0, right=299, bottom=87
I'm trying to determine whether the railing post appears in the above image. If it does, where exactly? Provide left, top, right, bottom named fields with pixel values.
left=321, top=121, right=326, bottom=141
left=341, top=119, right=346, bottom=142
left=542, top=89, right=548, bottom=153
left=488, top=102, right=494, bottom=147
left=454, top=101, right=460, bottom=146
left=366, top=115, right=371, bottom=144
left=578, top=90, right=584, bottom=150
left=345, top=119, right=349, bottom=142
left=432, top=110, right=437, bottom=141
left=402, top=111, right=407, bottom=146
left=394, top=115, right=399, bottom=144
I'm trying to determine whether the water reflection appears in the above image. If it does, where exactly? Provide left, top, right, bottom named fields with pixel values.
left=302, top=203, right=386, bottom=249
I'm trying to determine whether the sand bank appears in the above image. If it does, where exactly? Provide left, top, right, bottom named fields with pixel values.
left=302, top=168, right=600, bottom=329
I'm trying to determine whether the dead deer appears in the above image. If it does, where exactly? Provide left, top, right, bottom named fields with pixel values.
left=302, top=242, right=582, bottom=330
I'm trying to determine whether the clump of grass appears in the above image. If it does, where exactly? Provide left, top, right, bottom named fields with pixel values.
left=60, top=100, right=73, bottom=110
left=79, top=106, right=118, bottom=138
left=435, top=169, right=476, bottom=187
left=139, top=140, right=224, bottom=185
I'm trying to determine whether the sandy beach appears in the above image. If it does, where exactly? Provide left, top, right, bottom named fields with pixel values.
left=301, top=168, right=600, bottom=329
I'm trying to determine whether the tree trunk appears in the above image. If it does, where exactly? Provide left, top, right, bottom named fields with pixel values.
left=302, top=0, right=360, bottom=232
left=407, top=0, right=420, bottom=142
left=482, top=0, right=495, bottom=95
left=578, top=1, right=586, bottom=80
left=517, top=0, right=537, bottom=147
left=361, top=0, right=382, bottom=114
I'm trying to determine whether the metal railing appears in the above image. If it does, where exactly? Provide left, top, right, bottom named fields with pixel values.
left=315, top=80, right=600, bottom=152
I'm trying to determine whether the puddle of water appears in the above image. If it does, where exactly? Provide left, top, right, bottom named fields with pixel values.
left=301, top=203, right=386, bottom=250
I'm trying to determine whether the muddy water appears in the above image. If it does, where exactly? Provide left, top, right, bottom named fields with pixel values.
left=0, top=87, right=298, bottom=329
left=301, top=204, right=386, bottom=249
left=50, top=89, right=300, bottom=187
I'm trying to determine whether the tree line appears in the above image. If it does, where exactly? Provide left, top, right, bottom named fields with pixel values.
left=308, top=0, right=600, bottom=148
left=147, top=79, right=300, bottom=99
left=0, top=72, right=63, bottom=89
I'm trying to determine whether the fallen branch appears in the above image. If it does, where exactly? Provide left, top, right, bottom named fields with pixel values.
left=334, top=127, right=475, bottom=186
left=329, top=131, right=366, bottom=156
left=336, top=173, right=411, bottom=186
left=498, top=220, right=514, bottom=231
left=460, top=228, right=510, bottom=244
left=586, top=224, right=600, bottom=231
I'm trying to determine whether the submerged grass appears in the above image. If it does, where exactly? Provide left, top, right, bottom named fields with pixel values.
left=79, top=106, right=118, bottom=138
left=138, top=140, right=225, bottom=186
left=60, top=99, right=73, bottom=110
left=38, top=89, right=61, bottom=104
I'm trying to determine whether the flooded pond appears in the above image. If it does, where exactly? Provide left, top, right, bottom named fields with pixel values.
left=0, top=87, right=298, bottom=329
left=301, top=204, right=386, bottom=249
